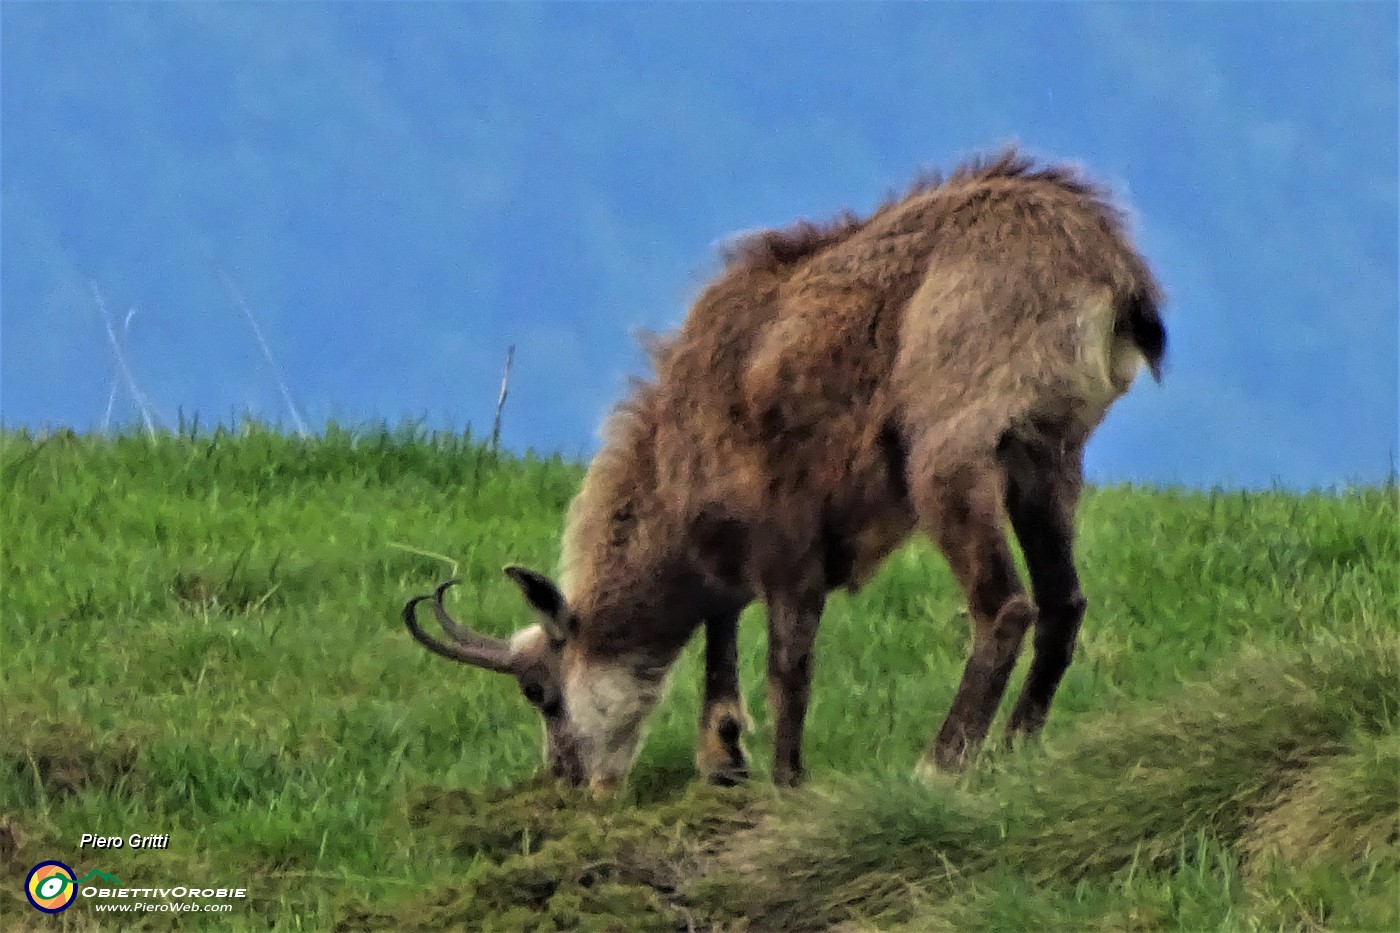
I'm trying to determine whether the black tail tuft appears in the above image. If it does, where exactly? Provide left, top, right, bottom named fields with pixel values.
left=1120, top=286, right=1167, bottom=382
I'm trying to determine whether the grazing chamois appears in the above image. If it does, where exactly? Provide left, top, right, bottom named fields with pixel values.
left=404, top=148, right=1166, bottom=793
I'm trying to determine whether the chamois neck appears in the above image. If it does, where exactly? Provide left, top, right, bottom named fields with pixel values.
left=557, top=368, right=744, bottom=664
left=568, top=548, right=712, bottom=666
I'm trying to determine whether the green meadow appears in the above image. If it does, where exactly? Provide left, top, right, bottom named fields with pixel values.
left=2, top=426, right=1396, bottom=930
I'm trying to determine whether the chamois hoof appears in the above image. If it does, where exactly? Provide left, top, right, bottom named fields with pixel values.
left=913, top=756, right=943, bottom=783
left=588, top=775, right=624, bottom=800
left=914, top=748, right=968, bottom=783
left=772, top=765, right=806, bottom=788
left=706, top=767, right=750, bottom=787
left=705, top=756, right=750, bottom=784
left=697, top=708, right=751, bottom=785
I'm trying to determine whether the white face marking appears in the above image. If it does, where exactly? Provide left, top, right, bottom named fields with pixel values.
left=563, top=660, right=669, bottom=784
left=508, top=624, right=547, bottom=659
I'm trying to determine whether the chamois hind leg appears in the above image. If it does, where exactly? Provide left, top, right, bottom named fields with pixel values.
left=696, top=609, right=751, bottom=785
left=1003, top=444, right=1087, bottom=741
left=913, top=448, right=1037, bottom=776
left=764, top=585, right=825, bottom=787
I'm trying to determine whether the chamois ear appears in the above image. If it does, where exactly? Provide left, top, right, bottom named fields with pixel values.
left=503, top=565, right=570, bottom=642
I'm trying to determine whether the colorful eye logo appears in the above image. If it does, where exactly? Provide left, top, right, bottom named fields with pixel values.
left=26, top=861, right=77, bottom=913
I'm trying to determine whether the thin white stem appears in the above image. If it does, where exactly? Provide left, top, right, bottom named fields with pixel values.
left=101, top=307, right=138, bottom=433
left=218, top=267, right=310, bottom=438
left=93, top=283, right=158, bottom=440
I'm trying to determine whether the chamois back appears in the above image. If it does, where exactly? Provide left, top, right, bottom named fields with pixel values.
left=560, top=146, right=1162, bottom=631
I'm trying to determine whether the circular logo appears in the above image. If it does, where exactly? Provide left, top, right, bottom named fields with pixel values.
left=26, top=861, right=77, bottom=913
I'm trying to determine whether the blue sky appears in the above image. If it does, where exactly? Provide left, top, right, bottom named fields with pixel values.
left=2, top=2, right=1395, bottom=489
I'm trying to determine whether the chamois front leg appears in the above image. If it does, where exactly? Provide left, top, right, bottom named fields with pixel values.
left=914, top=453, right=1036, bottom=776
left=696, top=609, right=751, bottom=785
left=765, top=588, right=825, bottom=787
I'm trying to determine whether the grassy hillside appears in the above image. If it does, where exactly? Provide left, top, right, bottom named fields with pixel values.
left=2, top=426, right=1396, bottom=930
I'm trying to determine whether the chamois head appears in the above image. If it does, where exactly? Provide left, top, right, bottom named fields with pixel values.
left=403, top=568, right=663, bottom=793
left=403, top=571, right=581, bottom=784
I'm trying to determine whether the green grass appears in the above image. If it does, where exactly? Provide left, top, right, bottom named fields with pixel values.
left=2, top=425, right=1396, bottom=930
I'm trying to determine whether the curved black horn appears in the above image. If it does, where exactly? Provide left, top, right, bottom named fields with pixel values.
left=403, top=579, right=514, bottom=673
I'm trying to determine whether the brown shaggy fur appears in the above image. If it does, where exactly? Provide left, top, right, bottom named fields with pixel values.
left=409, top=146, right=1165, bottom=790
left=558, top=147, right=1163, bottom=784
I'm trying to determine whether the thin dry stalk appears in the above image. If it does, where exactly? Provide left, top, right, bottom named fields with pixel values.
left=490, top=344, right=515, bottom=452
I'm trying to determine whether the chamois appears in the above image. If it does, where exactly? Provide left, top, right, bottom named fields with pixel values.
left=404, top=147, right=1166, bottom=793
